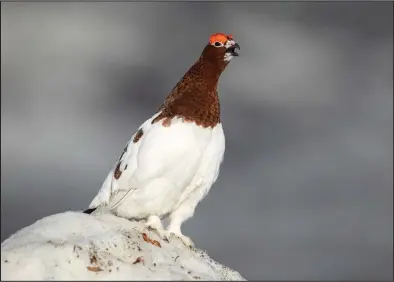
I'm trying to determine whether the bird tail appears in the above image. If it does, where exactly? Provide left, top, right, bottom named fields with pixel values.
left=82, top=187, right=137, bottom=218
left=83, top=208, right=97, bottom=214
left=82, top=205, right=111, bottom=216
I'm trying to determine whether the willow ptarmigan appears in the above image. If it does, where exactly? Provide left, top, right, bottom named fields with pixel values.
left=84, top=33, right=240, bottom=247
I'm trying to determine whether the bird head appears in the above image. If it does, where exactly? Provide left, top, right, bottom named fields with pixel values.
left=202, top=33, right=240, bottom=63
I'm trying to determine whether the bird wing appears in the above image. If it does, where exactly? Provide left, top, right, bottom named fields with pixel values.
left=88, top=112, right=211, bottom=211
left=88, top=112, right=161, bottom=210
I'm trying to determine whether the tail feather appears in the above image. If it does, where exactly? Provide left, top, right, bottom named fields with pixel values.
left=83, top=208, right=97, bottom=214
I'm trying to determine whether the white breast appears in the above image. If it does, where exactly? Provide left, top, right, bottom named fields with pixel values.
left=175, top=123, right=225, bottom=207
left=108, top=117, right=223, bottom=218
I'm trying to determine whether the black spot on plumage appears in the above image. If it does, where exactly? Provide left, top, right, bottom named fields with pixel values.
left=83, top=208, right=97, bottom=214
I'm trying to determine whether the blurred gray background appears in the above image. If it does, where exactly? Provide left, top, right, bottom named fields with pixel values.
left=1, top=2, right=393, bottom=280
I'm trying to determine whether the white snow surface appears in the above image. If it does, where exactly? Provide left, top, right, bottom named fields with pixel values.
left=1, top=211, right=245, bottom=281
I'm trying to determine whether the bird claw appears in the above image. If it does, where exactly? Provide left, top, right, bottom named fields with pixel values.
left=151, top=229, right=171, bottom=243
left=144, top=218, right=194, bottom=248
left=168, top=232, right=194, bottom=248
left=144, top=224, right=165, bottom=239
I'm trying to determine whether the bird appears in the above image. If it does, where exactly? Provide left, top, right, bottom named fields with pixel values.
left=83, top=33, right=240, bottom=247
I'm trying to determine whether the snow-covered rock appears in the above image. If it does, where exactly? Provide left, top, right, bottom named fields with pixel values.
left=1, top=211, right=245, bottom=281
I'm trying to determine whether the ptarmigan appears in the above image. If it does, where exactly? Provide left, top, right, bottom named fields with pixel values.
left=84, top=33, right=240, bottom=247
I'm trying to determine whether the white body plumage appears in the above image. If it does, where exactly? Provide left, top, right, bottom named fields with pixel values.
left=89, top=112, right=225, bottom=246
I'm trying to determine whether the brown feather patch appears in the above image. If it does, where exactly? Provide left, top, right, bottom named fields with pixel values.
left=152, top=43, right=231, bottom=128
left=162, top=118, right=172, bottom=127
left=114, top=142, right=131, bottom=179
left=133, top=128, right=144, bottom=143
left=114, top=162, right=122, bottom=179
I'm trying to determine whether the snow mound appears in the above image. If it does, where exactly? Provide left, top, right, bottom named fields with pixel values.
left=1, top=211, right=245, bottom=281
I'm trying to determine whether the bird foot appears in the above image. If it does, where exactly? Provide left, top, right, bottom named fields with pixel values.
left=164, top=231, right=194, bottom=248
left=174, top=233, right=194, bottom=248
left=146, top=226, right=167, bottom=239
left=144, top=216, right=165, bottom=238
left=143, top=217, right=194, bottom=248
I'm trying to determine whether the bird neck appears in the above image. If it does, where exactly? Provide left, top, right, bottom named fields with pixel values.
left=153, top=56, right=227, bottom=128
left=193, top=56, right=228, bottom=85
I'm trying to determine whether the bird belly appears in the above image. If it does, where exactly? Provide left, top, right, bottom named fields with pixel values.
left=174, top=123, right=225, bottom=209
left=113, top=120, right=213, bottom=219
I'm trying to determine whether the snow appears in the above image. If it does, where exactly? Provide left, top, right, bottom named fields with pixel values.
left=1, top=211, right=245, bottom=280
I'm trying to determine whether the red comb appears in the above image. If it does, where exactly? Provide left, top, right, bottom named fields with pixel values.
left=209, top=33, right=234, bottom=44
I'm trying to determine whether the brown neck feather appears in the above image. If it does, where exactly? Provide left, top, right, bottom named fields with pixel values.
left=152, top=45, right=229, bottom=128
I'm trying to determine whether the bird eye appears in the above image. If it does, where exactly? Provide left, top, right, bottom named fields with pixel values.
left=214, top=42, right=223, bottom=47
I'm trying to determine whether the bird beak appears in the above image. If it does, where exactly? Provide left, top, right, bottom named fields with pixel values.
left=226, top=42, right=240, bottom=57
